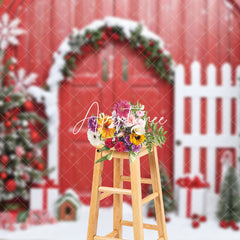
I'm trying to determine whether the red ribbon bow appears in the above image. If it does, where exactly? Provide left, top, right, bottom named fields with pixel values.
left=176, top=176, right=210, bottom=188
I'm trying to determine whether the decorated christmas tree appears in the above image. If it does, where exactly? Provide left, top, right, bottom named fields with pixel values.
left=147, top=163, right=175, bottom=217
left=217, top=166, right=240, bottom=224
left=0, top=13, right=48, bottom=210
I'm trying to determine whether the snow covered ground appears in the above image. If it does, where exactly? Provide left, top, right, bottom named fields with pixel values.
left=0, top=203, right=239, bottom=240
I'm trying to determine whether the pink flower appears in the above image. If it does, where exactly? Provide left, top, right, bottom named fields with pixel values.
left=16, top=146, right=25, bottom=158
left=125, top=113, right=136, bottom=127
left=136, top=118, right=146, bottom=127
left=113, top=100, right=131, bottom=118
left=136, top=110, right=145, bottom=117
left=115, top=141, right=125, bottom=152
left=105, top=138, right=115, bottom=148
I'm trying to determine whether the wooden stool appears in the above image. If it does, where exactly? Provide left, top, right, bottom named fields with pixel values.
left=87, top=145, right=168, bottom=240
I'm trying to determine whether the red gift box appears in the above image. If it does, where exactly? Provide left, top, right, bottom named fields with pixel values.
left=176, top=175, right=210, bottom=218
left=30, top=179, right=59, bottom=217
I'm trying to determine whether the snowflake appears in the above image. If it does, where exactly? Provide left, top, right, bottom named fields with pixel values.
left=0, top=13, right=25, bottom=50
left=9, top=68, right=38, bottom=93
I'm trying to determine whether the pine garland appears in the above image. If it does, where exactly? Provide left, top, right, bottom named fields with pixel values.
left=62, top=25, right=174, bottom=84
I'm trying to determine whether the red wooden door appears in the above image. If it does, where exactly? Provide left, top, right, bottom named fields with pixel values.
left=58, top=1, right=174, bottom=206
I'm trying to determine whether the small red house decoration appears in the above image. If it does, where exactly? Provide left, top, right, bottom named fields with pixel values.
left=55, top=189, right=81, bottom=221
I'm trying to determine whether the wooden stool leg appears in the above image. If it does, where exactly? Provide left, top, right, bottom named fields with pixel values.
left=113, top=158, right=123, bottom=238
left=130, top=157, right=144, bottom=240
left=87, top=150, right=104, bottom=240
left=149, top=146, right=168, bottom=240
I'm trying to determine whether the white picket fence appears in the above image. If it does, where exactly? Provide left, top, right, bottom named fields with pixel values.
left=174, top=61, right=240, bottom=217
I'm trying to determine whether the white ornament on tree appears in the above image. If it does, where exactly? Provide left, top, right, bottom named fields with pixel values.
left=9, top=68, right=38, bottom=93
left=0, top=13, right=25, bottom=50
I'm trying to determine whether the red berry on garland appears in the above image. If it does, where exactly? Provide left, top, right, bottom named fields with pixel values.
left=192, top=220, right=200, bottom=228
left=199, top=215, right=207, bottom=222
left=97, top=40, right=104, bottom=46
left=0, top=172, right=7, bottom=180
left=86, top=33, right=92, bottom=39
left=4, top=96, right=11, bottom=102
left=5, top=179, right=17, bottom=192
left=219, top=220, right=228, bottom=229
left=107, top=26, right=112, bottom=32
left=4, top=121, right=12, bottom=128
left=149, top=41, right=155, bottom=47
left=158, top=49, right=163, bottom=54
left=24, top=100, right=34, bottom=111
left=102, top=31, right=108, bottom=41
left=138, top=44, right=144, bottom=51
left=8, top=64, right=15, bottom=71
left=37, top=163, right=44, bottom=171
left=146, top=51, right=152, bottom=57
left=0, top=155, right=9, bottom=165
left=111, top=33, right=120, bottom=41
left=26, top=152, right=34, bottom=160
left=64, top=54, right=71, bottom=60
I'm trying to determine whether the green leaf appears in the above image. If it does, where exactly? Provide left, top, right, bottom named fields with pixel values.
left=96, top=152, right=113, bottom=164
left=17, top=211, right=29, bottom=223
left=99, top=145, right=110, bottom=152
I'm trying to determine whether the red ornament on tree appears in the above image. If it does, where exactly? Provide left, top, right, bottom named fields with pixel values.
left=0, top=172, right=7, bottom=180
left=4, top=96, right=11, bottom=102
left=8, top=64, right=15, bottom=71
left=31, top=131, right=40, bottom=142
left=4, top=121, right=12, bottom=128
left=0, top=155, right=9, bottom=165
left=24, top=100, right=34, bottom=111
left=5, top=179, right=17, bottom=192
left=37, top=163, right=44, bottom=171
left=12, top=116, right=18, bottom=122
left=26, top=152, right=34, bottom=160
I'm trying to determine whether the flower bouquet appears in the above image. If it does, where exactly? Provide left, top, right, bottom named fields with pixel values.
left=87, top=100, right=166, bottom=163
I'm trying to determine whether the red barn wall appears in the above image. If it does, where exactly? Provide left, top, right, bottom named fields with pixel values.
left=1, top=0, right=240, bottom=204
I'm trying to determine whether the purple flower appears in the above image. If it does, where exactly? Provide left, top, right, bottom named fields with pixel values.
left=88, top=116, right=98, bottom=132
left=113, top=100, right=131, bottom=118
left=125, top=135, right=131, bottom=146
left=132, top=144, right=141, bottom=153
left=124, top=145, right=130, bottom=152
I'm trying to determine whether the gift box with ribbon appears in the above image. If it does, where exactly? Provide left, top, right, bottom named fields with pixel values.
left=176, top=175, right=210, bottom=218
left=30, top=179, right=59, bottom=217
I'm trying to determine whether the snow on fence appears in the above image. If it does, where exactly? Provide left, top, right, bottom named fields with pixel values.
left=174, top=61, right=240, bottom=217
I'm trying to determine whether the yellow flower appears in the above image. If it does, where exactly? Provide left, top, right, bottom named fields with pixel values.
left=130, top=132, right=146, bottom=145
left=97, top=115, right=115, bottom=139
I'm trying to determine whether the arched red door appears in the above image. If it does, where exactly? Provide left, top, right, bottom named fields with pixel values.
left=59, top=38, right=173, bottom=205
